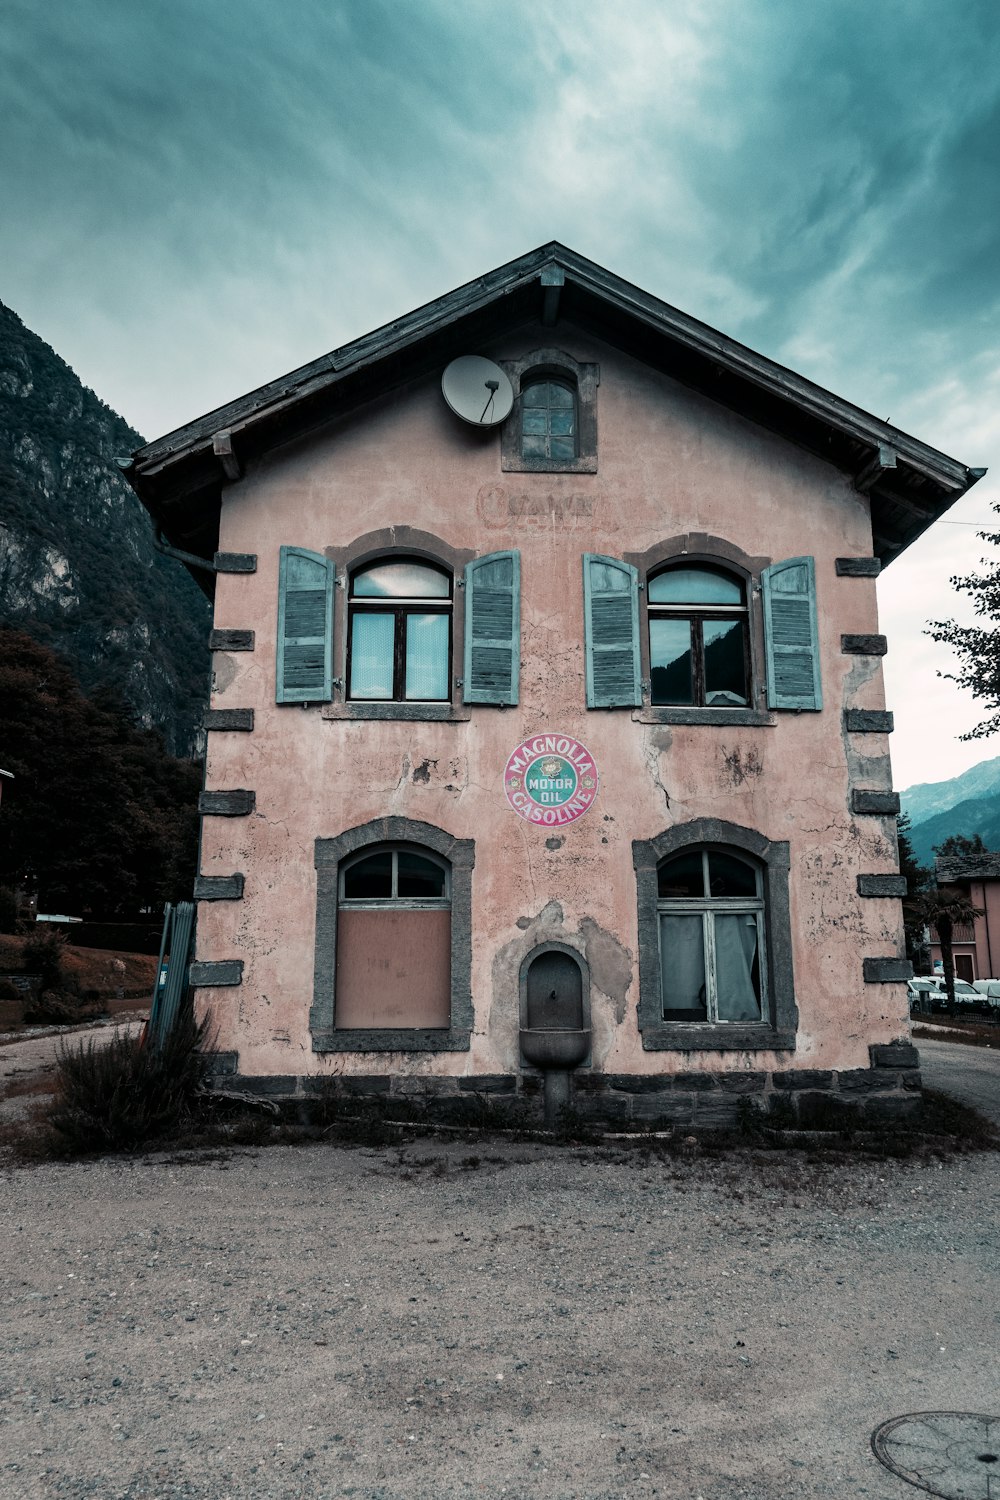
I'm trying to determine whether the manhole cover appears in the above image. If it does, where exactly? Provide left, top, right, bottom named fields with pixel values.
left=872, top=1412, right=1000, bottom=1498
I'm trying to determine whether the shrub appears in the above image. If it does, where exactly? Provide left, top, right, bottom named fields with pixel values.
left=47, top=1008, right=209, bottom=1154
left=21, top=929, right=71, bottom=991
left=0, top=886, right=19, bottom=934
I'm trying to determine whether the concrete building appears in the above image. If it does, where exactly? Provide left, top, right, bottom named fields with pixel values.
left=124, top=244, right=984, bottom=1125
left=931, top=854, right=1000, bottom=982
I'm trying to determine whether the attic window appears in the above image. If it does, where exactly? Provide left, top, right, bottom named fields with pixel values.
left=521, top=377, right=578, bottom=462
left=500, top=350, right=599, bottom=474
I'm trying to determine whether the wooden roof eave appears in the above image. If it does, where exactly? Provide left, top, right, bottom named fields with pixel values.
left=123, top=241, right=984, bottom=570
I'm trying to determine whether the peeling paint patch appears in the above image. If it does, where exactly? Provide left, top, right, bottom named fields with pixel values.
left=720, top=743, right=763, bottom=789
left=515, top=900, right=565, bottom=932
left=578, top=916, right=634, bottom=1023
left=641, top=725, right=671, bottom=811
left=411, top=758, right=437, bottom=784
left=212, top=654, right=237, bottom=694
left=545, top=836, right=564, bottom=851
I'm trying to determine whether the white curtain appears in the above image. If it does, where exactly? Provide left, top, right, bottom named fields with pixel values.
left=714, top=913, right=761, bottom=1021
left=660, top=914, right=707, bottom=1017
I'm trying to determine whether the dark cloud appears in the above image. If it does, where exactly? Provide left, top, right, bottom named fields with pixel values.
left=1, top=0, right=997, bottom=780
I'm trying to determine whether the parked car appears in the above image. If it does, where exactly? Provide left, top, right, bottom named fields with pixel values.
left=972, top=979, right=1000, bottom=1008
left=907, top=976, right=990, bottom=1013
left=907, top=978, right=941, bottom=1013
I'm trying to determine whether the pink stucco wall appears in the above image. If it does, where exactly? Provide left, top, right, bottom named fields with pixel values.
left=930, top=878, right=1000, bottom=979
left=196, top=322, right=907, bottom=1078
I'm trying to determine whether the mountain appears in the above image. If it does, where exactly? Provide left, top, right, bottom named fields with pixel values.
left=906, top=794, right=1000, bottom=868
left=900, top=756, right=1000, bottom=868
left=900, top=756, right=1000, bottom=828
left=0, top=301, right=209, bottom=753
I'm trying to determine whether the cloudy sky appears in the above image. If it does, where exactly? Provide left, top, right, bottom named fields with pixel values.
left=2, top=0, right=998, bottom=791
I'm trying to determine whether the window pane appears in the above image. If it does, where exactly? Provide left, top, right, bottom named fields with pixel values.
left=704, top=619, right=748, bottom=705
left=397, top=852, right=447, bottom=899
left=660, top=914, right=708, bottom=1021
left=343, top=851, right=393, bottom=900
left=350, top=612, right=395, bottom=698
left=650, top=618, right=694, bottom=704
left=523, top=382, right=551, bottom=407
left=658, top=851, right=705, bottom=898
left=549, top=437, right=576, bottom=460
left=707, top=852, right=758, bottom=898
left=714, top=914, right=763, bottom=1021
left=548, top=382, right=575, bottom=408
left=522, top=434, right=546, bottom=457
left=353, top=562, right=450, bottom=598
left=404, top=613, right=449, bottom=700
left=648, top=568, right=743, bottom=605
left=549, top=410, right=575, bottom=436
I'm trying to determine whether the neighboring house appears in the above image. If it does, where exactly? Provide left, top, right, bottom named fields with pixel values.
left=931, top=854, right=1000, bottom=981
left=123, top=243, right=984, bottom=1125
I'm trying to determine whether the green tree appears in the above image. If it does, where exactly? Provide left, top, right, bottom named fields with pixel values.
left=928, top=501, right=1000, bottom=739
left=898, top=813, right=930, bottom=891
left=0, top=629, right=202, bottom=917
left=933, top=832, right=988, bottom=859
left=898, top=813, right=932, bottom=970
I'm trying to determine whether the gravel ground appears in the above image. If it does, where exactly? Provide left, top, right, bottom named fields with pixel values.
left=2, top=1129, right=998, bottom=1500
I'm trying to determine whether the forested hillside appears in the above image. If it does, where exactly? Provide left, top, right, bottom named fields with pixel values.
left=0, top=630, right=201, bottom=917
left=0, top=301, right=209, bottom=753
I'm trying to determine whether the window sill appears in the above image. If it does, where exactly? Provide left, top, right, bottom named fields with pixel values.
left=632, top=707, right=776, bottom=727
left=321, top=702, right=471, bottom=723
left=501, top=453, right=598, bottom=475
left=640, top=1024, right=796, bottom=1052
left=312, top=1027, right=472, bottom=1053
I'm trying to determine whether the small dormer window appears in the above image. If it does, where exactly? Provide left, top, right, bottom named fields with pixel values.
left=500, top=350, right=599, bottom=474
left=521, top=377, right=578, bottom=462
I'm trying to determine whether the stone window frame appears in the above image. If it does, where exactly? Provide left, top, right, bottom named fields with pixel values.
left=321, top=527, right=475, bottom=723
left=624, top=534, right=774, bottom=727
left=311, top=816, right=475, bottom=1053
left=632, top=818, right=797, bottom=1051
left=499, top=349, right=599, bottom=474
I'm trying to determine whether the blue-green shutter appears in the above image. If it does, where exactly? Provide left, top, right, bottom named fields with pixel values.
left=463, top=550, right=520, bottom=705
left=583, top=554, right=641, bottom=708
left=276, top=546, right=334, bottom=703
left=761, top=556, right=822, bottom=710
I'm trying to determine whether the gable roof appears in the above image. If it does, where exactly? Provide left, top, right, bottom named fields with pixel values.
left=935, top=853, right=1000, bottom=885
left=122, top=241, right=984, bottom=588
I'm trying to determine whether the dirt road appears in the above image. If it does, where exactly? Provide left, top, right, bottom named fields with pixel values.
left=2, top=1132, right=997, bottom=1500
left=917, top=1035, right=1000, bottom=1125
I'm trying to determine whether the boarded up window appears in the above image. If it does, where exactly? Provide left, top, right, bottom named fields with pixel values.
left=335, top=845, right=451, bottom=1030
left=335, top=909, right=451, bottom=1028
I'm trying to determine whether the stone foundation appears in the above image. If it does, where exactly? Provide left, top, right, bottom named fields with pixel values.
left=204, top=1041, right=921, bottom=1129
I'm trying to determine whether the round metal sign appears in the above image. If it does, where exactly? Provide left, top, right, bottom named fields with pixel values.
left=504, top=733, right=599, bottom=827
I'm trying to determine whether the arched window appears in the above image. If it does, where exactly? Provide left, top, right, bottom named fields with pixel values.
left=647, top=564, right=749, bottom=708
left=347, top=558, right=452, bottom=702
left=335, top=844, right=451, bottom=1028
left=500, top=350, right=598, bottom=474
left=656, top=847, right=765, bottom=1023
left=520, top=376, right=578, bottom=462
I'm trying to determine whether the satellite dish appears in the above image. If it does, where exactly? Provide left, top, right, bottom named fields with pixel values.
left=441, top=356, right=514, bottom=428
